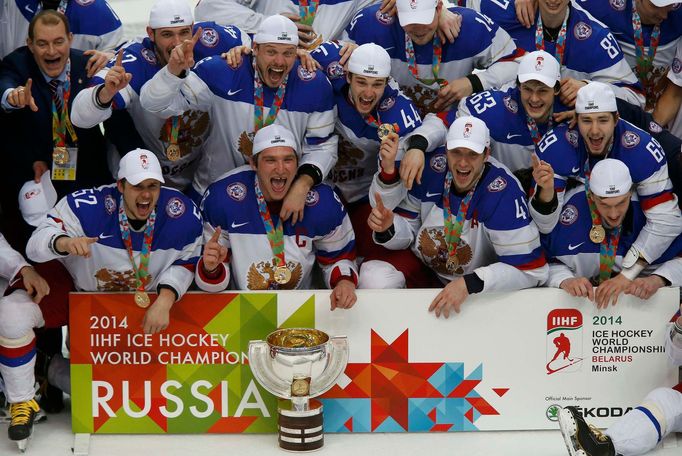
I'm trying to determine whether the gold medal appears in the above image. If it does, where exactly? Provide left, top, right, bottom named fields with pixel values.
left=446, top=255, right=459, bottom=273
left=166, top=144, right=181, bottom=162
left=274, top=265, right=292, bottom=285
left=378, top=123, right=396, bottom=142
left=53, top=146, right=69, bottom=165
left=134, top=290, right=151, bottom=308
left=589, top=225, right=606, bottom=244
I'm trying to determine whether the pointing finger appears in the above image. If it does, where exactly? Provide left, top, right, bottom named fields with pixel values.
left=192, top=27, right=203, bottom=46
left=115, top=48, right=124, bottom=67
left=531, top=153, right=540, bottom=169
left=375, top=192, right=385, bottom=211
left=87, top=236, right=99, bottom=244
left=209, top=226, right=222, bottom=243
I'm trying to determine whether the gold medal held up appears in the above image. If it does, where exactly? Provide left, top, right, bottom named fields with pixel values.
left=274, top=265, right=292, bottom=285
left=589, top=225, right=606, bottom=244
left=166, top=144, right=181, bottom=162
left=53, top=146, right=69, bottom=165
left=378, top=123, right=399, bottom=142
left=134, top=290, right=151, bottom=308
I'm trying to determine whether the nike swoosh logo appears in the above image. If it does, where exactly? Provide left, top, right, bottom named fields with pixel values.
left=99, top=233, right=114, bottom=239
left=506, top=133, right=522, bottom=139
left=227, top=89, right=242, bottom=96
left=384, top=47, right=394, bottom=51
left=425, top=191, right=441, bottom=198
left=231, top=221, right=249, bottom=228
left=571, top=166, right=580, bottom=173
left=25, top=5, right=34, bottom=13
left=568, top=242, right=585, bottom=251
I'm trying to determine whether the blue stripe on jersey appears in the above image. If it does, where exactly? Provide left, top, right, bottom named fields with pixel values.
left=316, top=239, right=356, bottom=265
left=499, top=247, right=545, bottom=268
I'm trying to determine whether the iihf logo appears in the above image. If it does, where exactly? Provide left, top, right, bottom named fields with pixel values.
left=546, top=309, right=584, bottom=375
left=463, top=122, right=473, bottom=138
left=535, top=56, right=544, bottom=71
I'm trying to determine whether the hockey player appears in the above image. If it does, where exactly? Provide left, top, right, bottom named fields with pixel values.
left=531, top=82, right=682, bottom=287
left=455, top=50, right=569, bottom=172
left=140, top=14, right=337, bottom=223
left=308, top=41, right=442, bottom=287
left=0, top=235, right=49, bottom=449
left=465, top=0, right=644, bottom=108
left=575, top=0, right=682, bottom=110
left=345, top=0, right=520, bottom=115
left=0, top=149, right=202, bottom=447
left=544, top=158, right=682, bottom=308
left=71, top=0, right=250, bottom=191
left=195, top=124, right=358, bottom=309
left=368, top=116, right=548, bottom=317
left=0, top=0, right=124, bottom=76
left=558, top=310, right=682, bottom=456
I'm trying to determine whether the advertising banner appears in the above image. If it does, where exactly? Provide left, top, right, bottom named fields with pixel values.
left=70, top=288, right=680, bottom=434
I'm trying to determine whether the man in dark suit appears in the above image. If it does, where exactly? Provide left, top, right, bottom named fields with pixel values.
left=0, top=9, right=116, bottom=421
left=0, top=9, right=114, bottom=251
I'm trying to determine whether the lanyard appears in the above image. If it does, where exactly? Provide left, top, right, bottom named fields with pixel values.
left=118, top=196, right=156, bottom=293
left=535, top=8, right=569, bottom=65
left=404, top=33, right=448, bottom=87
left=298, top=0, right=319, bottom=26
left=252, top=58, right=288, bottom=132
left=632, top=3, right=660, bottom=101
left=442, top=170, right=475, bottom=272
left=50, top=61, right=78, bottom=147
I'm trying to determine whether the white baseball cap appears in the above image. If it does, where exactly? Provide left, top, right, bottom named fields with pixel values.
left=252, top=124, right=298, bottom=156
left=148, top=0, right=193, bottom=28
left=18, top=171, right=57, bottom=227
left=589, top=158, right=633, bottom=198
left=118, top=149, right=165, bottom=185
left=447, top=116, right=490, bottom=154
left=254, top=15, right=299, bottom=46
left=396, top=0, right=438, bottom=26
left=347, top=43, right=391, bottom=78
left=650, top=0, right=679, bottom=6
left=575, top=82, right=618, bottom=114
left=517, top=50, right=561, bottom=88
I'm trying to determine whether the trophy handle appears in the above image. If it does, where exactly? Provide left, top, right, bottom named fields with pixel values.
left=248, top=340, right=293, bottom=398
left=310, top=335, right=348, bottom=397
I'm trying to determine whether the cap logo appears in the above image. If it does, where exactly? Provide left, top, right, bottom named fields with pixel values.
left=170, top=15, right=184, bottom=25
left=585, top=100, right=598, bottom=111
left=278, top=32, right=290, bottom=41
left=24, top=189, right=40, bottom=200
left=463, top=122, right=473, bottom=138
left=364, top=64, right=378, bottom=75
left=605, top=185, right=619, bottom=195
left=535, top=56, right=544, bottom=71
left=140, top=154, right=149, bottom=169
left=410, top=0, right=418, bottom=9
left=271, top=135, right=286, bottom=144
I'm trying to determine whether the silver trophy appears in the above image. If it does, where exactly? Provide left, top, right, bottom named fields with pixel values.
left=249, top=328, right=349, bottom=451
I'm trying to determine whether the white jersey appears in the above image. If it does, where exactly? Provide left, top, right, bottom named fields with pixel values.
left=311, top=40, right=444, bottom=203
left=346, top=4, right=519, bottom=115
left=71, top=24, right=250, bottom=190
left=0, top=0, right=123, bottom=58
left=194, top=0, right=377, bottom=43
left=666, top=41, right=682, bottom=139
left=544, top=186, right=682, bottom=288
left=195, top=166, right=358, bottom=291
left=373, top=153, right=548, bottom=289
left=140, top=56, right=338, bottom=196
left=26, top=184, right=203, bottom=298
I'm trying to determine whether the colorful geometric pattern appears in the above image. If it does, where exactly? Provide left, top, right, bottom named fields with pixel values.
left=70, top=294, right=506, bottom=434
left=320, top=330, right=502, bottom=432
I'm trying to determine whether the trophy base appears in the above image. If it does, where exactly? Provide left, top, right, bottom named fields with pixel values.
left=277, top=405, right=324, bottom=452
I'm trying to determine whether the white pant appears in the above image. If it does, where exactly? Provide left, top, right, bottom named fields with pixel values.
left=607, top=387, right=682, bottom=455
left=0, top=290, right=45, bottom=403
